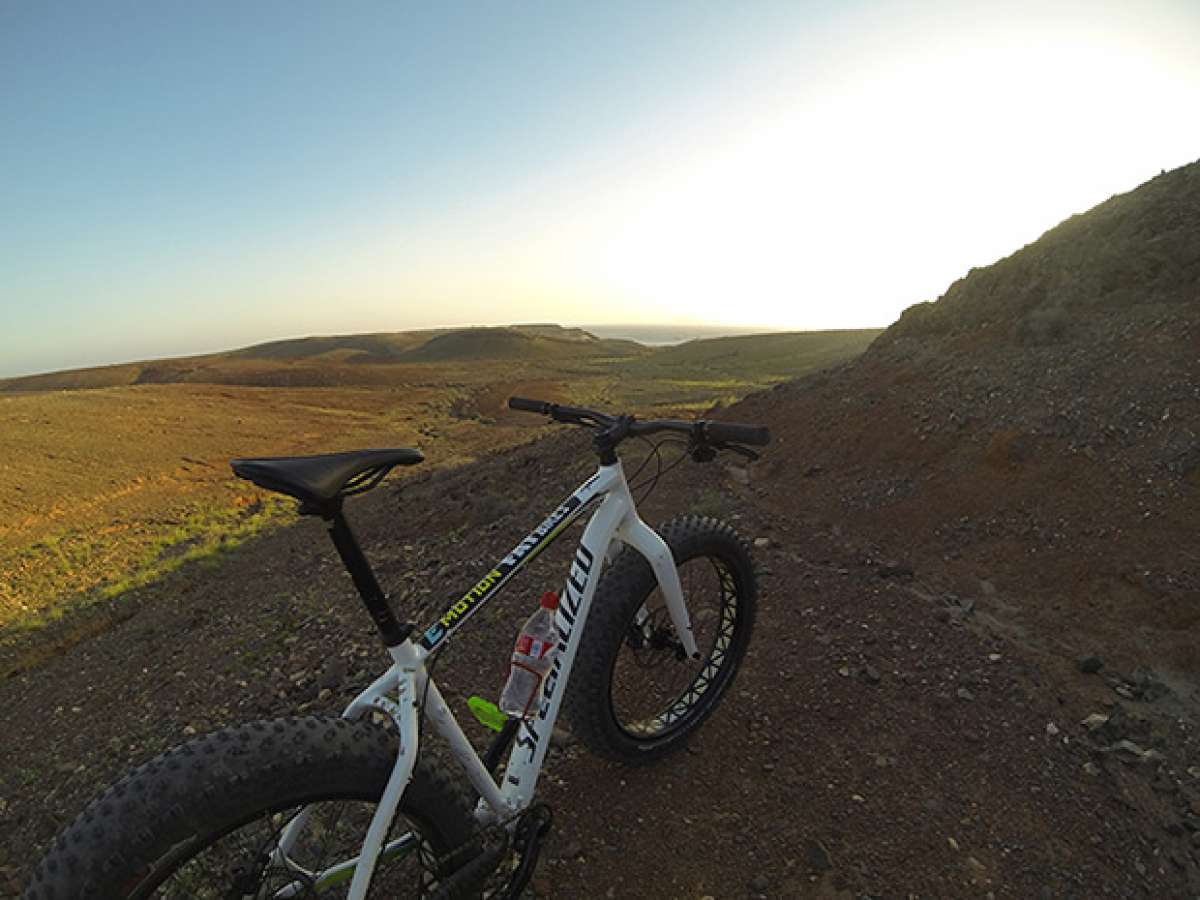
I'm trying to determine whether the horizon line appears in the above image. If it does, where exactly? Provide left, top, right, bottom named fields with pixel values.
left=0, top=320, right=889, bottom=381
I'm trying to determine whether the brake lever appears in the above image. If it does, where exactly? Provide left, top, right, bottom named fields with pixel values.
left=688, top=439, right=760, bottom=463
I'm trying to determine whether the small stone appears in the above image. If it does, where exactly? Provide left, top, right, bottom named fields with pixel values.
left=1130, top=666, right=1171, bottom=702
left=837, top=666, right=850, bottom=678
left=317, top=659, right=347, bottom=689
left=804, top=839, right=832, bottom=871
left=860, top=665, right=881, bottom=684
left=948, top=837, right=960, bottom=851
left=1045, top=722, right=1060, bottom=737
left=754, top=537, right=771, bottom=549
left=750, top=874, right=770, bottom=892
left=1100, top=739, right=1149, bottom=761
left=182, top=724, right=197, bottom=736
left=987, top=653, right=1002, bottom=663
left=1083, top=762, right=1101, bottom=776
left=1081, top=713, right=1109, bottom=731
left=1078, top=655, right=1104, bottom=674
left=956, top=687, right=974, bottom=701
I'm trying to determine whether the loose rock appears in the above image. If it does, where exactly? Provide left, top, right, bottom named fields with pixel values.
left=805, top=840, right=833, bottom=872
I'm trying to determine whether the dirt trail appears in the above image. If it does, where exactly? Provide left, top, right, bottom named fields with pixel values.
left=3, top=429, right=1198, bottom=898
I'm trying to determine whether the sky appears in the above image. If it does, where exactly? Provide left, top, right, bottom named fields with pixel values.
left=2, top=0, right=1199, bottom=377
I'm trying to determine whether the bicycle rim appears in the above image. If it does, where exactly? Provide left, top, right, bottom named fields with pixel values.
left=609, top=553, right=741, bottom=738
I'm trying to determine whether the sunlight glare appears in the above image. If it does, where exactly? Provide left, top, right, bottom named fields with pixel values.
left=562, top=32, right=1199, bottom=330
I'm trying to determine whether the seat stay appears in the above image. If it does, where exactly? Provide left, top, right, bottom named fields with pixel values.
left=278, top=645, right=510, bottom=900
left=342, top=642, right=424, bottom=900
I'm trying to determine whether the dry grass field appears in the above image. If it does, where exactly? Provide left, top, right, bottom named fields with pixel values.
left=0, top=325, right=880, bottom=668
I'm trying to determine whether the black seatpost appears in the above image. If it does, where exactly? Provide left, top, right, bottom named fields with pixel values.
left=326, top=504, right=411, bottom=647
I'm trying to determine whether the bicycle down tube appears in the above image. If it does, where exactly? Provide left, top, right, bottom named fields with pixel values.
left=303, top=457, right=698, bottom=899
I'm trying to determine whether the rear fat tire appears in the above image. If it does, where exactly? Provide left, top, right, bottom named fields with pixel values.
left=565, top=515, right=758, bottom=763
left=24, top=716, right=481, bottom=900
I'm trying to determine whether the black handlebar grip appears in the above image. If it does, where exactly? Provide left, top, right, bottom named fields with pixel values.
left=508, top=396, right=552, bottom=414
left=704, top=421, right=771, bottom=446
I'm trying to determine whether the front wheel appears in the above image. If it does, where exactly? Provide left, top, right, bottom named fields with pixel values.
left=565, top=516, right=758, bottom=763
left=24, top=716, right=482, bottom=899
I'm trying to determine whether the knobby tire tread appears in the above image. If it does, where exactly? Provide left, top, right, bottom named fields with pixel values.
left=564, top=515, right=757, bottom=764
left=24, top=715, right=479, bottom=900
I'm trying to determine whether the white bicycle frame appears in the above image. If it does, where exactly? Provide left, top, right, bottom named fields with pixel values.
left=275, top=457, right=698, bottom=898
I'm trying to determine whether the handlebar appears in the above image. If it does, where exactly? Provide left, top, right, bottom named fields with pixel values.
left=507, top=396, right=771, bottom=457
left=699, top=420, right=771, bottom=446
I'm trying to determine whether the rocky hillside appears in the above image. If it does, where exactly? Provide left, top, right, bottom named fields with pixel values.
left=883, top=162, right=1198, bottom=345
left=737, top=159, right=1198, bottom=674
left=722, top=159, right=1200, bottom=890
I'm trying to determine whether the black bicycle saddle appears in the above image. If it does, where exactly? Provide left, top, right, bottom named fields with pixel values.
left=231, top=448, right=423, bottom=510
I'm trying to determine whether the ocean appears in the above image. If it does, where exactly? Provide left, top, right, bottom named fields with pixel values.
left=578, top=324, right=787, bottom=346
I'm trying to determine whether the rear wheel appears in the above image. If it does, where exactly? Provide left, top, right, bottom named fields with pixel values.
left=24, top=716, right=482, bottom=900
left=565, top=516, right=758, bottom=763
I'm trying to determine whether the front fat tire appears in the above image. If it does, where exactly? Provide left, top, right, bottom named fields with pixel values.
left=24, top=716, right=481, bottom=900
left=565, top=515, right=758, bottom=763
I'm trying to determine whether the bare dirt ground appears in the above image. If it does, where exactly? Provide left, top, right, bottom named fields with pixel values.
left=4, top=423, right=1198, bottom=898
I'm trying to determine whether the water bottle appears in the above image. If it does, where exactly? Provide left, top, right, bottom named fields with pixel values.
left=499, top=591, right=561, bottom=719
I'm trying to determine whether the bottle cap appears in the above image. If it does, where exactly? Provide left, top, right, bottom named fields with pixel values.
left=540, top=591, right=560, bottom=610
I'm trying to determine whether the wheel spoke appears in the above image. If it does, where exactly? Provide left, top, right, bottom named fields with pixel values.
left=136, top=801, right=433, bottom=899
